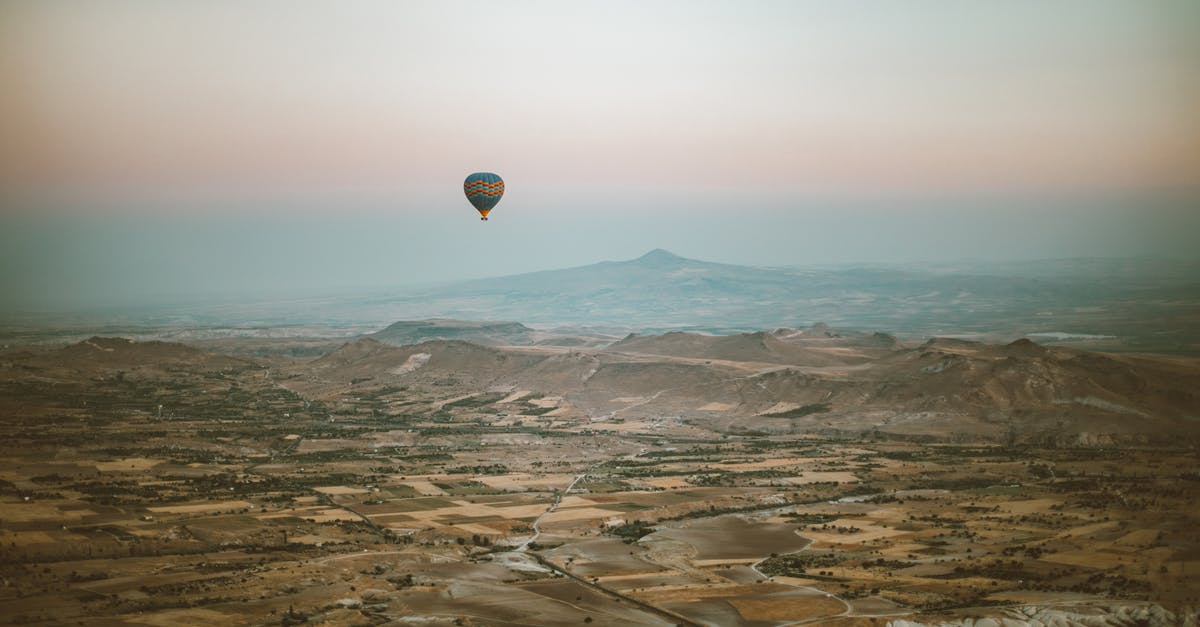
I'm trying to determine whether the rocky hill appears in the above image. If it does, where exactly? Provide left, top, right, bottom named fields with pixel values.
left=2, top=336, right=251, bottom=380
left=609, top=326, right=893, bottom=366
left=12, top=332, right=1194, bottom=445
left=368, top=319, right=537, bottom=346
left=283, top=327, right=1200, bottom=445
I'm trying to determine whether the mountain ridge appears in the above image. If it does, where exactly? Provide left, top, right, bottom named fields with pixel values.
left=6, top=251, right=1198, bottom=356
left=11, top=329, right=1197, bottom=445
left=274, top=324, right=1200, bottom=445
left=363, top=251, right=1199, bottom=355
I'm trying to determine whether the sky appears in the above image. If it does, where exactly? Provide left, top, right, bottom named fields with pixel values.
left=1, top=1, right=1198, bottom=310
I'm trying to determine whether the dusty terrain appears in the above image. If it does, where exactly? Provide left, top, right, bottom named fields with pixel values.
left=0, top=329, right=1198, bottom=625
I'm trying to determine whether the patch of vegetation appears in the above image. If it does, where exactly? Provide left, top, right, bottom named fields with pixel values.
left=641, top=446, right=727, bottom=458
left=663, top=497, right=823, bottom=522
left=433, top=481, right=502, bottom=495
left=757, top=551, right=847, bottom=577
left=446, top=464, right=508, bottom=475
left=863, top=558, right=914, bottom=570
left=782, top=513, right=841, bottom=524
left=607, top=520, right=656, bottom=544
left=575, top=478, right=634, bottom=493
left=761, top=403, right=832, bottom=418
left=443, top=392, right=508, bottom=409
left=395, top=452, right=453, bottom=462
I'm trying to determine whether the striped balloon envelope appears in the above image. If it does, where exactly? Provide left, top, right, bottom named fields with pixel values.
left=463, top=172, right=504, bottom=221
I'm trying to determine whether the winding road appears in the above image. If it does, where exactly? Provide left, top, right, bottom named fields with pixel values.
left=748, top=526, right=910, bottom=625
left=517, top=470, right=589, bottom=552
left=748, top=535, right=852, bottom=625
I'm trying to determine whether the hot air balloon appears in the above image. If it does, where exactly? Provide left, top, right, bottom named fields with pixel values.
left=463, top=172, right=504, bottom=221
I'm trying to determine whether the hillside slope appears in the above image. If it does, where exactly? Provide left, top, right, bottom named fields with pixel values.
left=283, top=328, right=1200, bottom=444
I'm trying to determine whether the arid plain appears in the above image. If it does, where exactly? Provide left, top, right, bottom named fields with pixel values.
left=1, top=321, right=1198, bottom=626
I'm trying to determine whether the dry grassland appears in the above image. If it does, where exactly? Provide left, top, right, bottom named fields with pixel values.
left=476, top=472, right=577, bottom=490
left=402, top=480, right=448, bottom=496
left=634, top=582, right=792, bottom=603
left=94, top=457, right=163, bottom=472
left=543, top=506, right=626, bottom=523
left=642, top=477, right=691, bottom=489
left=148, top=500, right=255, bottom=515
left=775, top=471, right=861, bottom=485
left=312, top=485, right=369, bottom=495
left=729, top=594, right=846, bottom=621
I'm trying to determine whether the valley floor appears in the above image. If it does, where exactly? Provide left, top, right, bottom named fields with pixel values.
left=2, top=363, right=1198, bottom=626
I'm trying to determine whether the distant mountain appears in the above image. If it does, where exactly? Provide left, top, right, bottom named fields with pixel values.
left=10, top=251, right=1196, bottom=356
left=357, top=250, right=1199, bottom=354
left=408, top=248, right=803, bottom=329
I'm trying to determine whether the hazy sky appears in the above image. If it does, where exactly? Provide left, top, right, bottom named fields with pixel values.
left=1, top=1, right=1198, bottom=309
